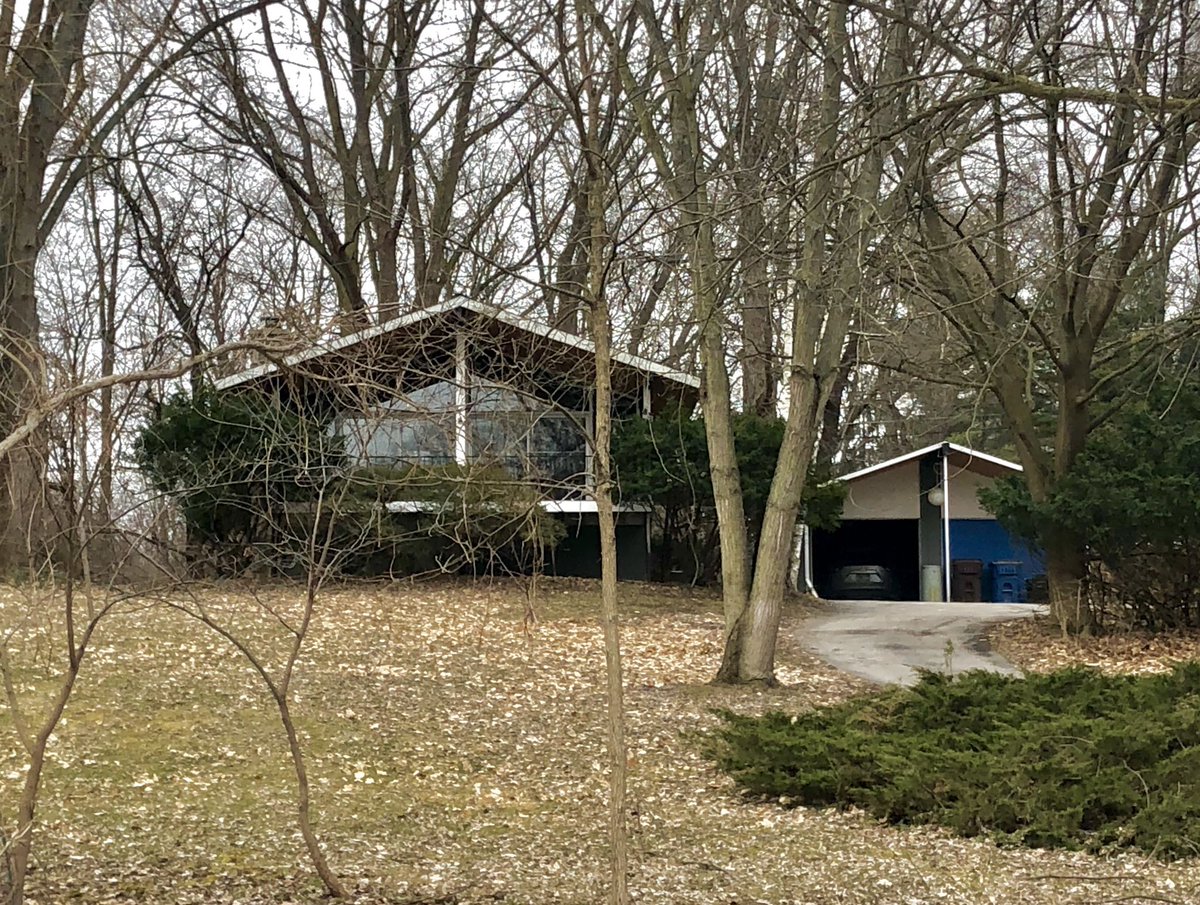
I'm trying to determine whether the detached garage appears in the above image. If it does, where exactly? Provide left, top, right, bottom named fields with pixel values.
left=806, top=442, right=1042, bottom=602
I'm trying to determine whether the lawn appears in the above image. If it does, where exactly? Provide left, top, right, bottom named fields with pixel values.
left=1, top=579, right=1198, bottom=904
left=991, top=616, right=1200, bottom=675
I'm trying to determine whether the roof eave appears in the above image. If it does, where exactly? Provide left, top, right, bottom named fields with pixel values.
left=213, top=298, right=699, bottom=392
left=838, top=441, right=1023, bottom=483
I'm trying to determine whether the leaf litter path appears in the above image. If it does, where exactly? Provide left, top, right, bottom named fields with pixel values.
left=2, top=580, right=1197, bottom=904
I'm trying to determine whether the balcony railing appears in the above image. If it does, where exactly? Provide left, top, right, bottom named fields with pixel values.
left=350, top=451, right=590, bottom=496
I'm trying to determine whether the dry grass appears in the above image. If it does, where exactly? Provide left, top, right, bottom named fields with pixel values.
left=1, top=579, right=1198, bottom=904
left=990, top=615, right=1200, bottom=675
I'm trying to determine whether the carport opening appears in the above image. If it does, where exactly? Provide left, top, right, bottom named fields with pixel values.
left=812, top=519, right=920, bottom=600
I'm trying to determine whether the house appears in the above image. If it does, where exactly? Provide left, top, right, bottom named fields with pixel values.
left=215, top=298, right=700, bottom=580
left=803, top=442, right=1043, bottom=602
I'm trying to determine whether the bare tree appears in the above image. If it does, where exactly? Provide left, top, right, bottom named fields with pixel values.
left=602, top=0, right=754, bottom=680
left=569, top=0, right=633, bottom=896
left=0, top=340, right=273, bottom=905
left=717, top=0, right=796, bottom=416
left=733, top=0, right=914, bottom=680
left=894, top=0, right=1200, bottom=631
left=188, top=0, right=553, bottom=324
left=0, top=0, right=279, bottom=572
left=608, top=0, right=914, bottom=682
left=165, top=474, right=355, bottom=898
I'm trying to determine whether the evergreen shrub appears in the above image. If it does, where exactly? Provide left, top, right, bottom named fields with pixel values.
left=709, top=666, right=1200, bottom=857
left=612, top=407, right=845, bottom=582
left=137, top=389, right=563, bottom=576
left=981, top=380, right=1200, bottom=628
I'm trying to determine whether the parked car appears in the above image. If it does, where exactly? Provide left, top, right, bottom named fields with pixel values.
left=830, top=564, right=897, bottom=600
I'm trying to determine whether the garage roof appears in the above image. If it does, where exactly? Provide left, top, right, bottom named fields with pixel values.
left=839, top=442, right=1022, bottom=483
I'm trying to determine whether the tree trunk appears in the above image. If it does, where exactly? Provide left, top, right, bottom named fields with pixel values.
left=727, top=0, right=780, bottom=417
left=732, top=0, right=849, bottom=683
left=553, top=183, right=589, bottom=335
left=738, top=361, right=819, bottom=682
left=7, top=740, right=46, bottom=905
left=816, top=336, right=857, bottom=469
left=735, top=0, right=901, bottom=682
left=1045, top=531, right=1090, bottom=634
left=1047, top=366, right=1094, bottom=633
left=591, top=297, right=630, bottom=905
left=697, top=225, right=752, bottom=680
left=0, top=263, right=46, bottom=574
left=375, top=235, right=402, bottom=322
left=98, top=212, right=118, bottom=525
left=737, top=186, right=775, bottom=416
left=615, top=0, right=753, bottom=679
left=584, top=102, right=630, bottom=905
left=6, top=654, right=83, bottom=905
left=276, top=696, right=348, bottom=898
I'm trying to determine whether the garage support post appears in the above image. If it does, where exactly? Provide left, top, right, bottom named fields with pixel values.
left=942, top=447, right=951, bottom=602
left=918, top=453, right=944, bottom=601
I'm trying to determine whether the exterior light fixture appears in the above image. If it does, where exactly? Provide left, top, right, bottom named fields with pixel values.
left=928, top=486, right=945, bottom=507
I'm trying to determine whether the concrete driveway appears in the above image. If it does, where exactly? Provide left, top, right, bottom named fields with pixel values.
left=798, top=600, right=1044, bottom=685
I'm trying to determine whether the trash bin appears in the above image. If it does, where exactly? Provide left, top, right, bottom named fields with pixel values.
left=1025, top=574, right=1049, bottom=603
left=989, top=561, right=1023, bottom=603
left=951, top=559, right=984, bottom=602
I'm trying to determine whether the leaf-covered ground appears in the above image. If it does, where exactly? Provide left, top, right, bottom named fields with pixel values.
left=3, top=580, right=1199, bottom=904
left=990, top=615, right=1200, bottom=676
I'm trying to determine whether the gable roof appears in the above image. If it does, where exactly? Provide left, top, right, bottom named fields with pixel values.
left=838, top=442, right=1023, bottom=483
left=215, top=298, right=700, bottom=392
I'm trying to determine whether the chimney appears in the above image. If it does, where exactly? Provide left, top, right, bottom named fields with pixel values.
left=247, top=313, right=304, bottom=365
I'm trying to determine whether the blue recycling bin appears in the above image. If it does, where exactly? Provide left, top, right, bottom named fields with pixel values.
left=989, top=561, right=1023, bottom=602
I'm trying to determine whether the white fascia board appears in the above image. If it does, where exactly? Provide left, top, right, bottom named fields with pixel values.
left=539, top=500, right=597, bottom=513
left=214, top=362, right=275, bottom=389
left=836, top=442, right=946, bottom=483
left=385, top=500, right=440, bottom=514
left=540, top=500, right=652, bottom=513
left=837, top=441, right=1023, bottom=484
left=214, top=298, right=699, bottom=391
left=945, top=442, right=1023, bottom=473
left=385, top=498, right=651, bottom=515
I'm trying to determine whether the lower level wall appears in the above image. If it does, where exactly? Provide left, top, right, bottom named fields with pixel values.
left=267, top=508, right=651, bottom=581
left=550, top=513, right=650, bottom=581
